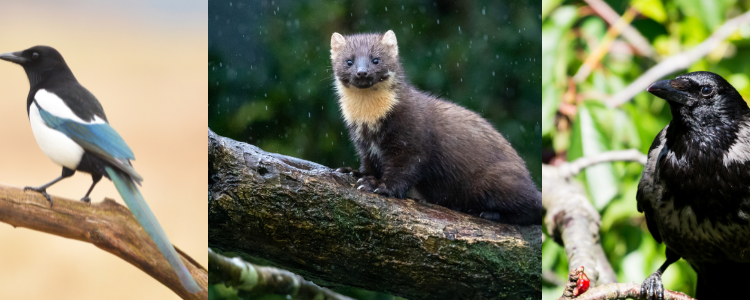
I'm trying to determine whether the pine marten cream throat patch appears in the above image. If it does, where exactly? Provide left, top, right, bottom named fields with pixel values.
left=334, top=75, right=397, bottom=127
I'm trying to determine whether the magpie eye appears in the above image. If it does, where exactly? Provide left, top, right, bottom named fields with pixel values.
left=31, top=52, right=39, bottom=60
left=346, top=60, right=353, bottom=66
left=372, top=58, right=379, bottom=64
left=701, top=86, right=713, bottom=96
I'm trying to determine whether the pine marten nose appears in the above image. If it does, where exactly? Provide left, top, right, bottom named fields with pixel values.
left=356, top=69, right=368, bottom=77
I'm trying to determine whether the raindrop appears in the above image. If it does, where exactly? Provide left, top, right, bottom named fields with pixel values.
left=446, top=44, right=449, bottom=49
left=458, top=26, right=461, bottom=33
left=457, top=63, right=459, bottom=67
left=385, top=6, right=387, bottom=11
left=437, top=19, right=440, bottom=24
left=264, top=93, right=267, bottom=97
left=308, top=112, right=311, bottom=118
left=265, top=106, right=268, bottom=110
left=219, top=62, right=222, bottom=67
left=321, top=106, right=324, bottom=110
left=482, top=7, right=485, bottom=15
left=411, top=24, right=413, bottom=28
left=439, top=65, right=441, bottom=69
left=460, top=78, right=463, bottom=82
left=492, top=71, right=495, bottom=76
left=229, top=2, right=232, bottom=6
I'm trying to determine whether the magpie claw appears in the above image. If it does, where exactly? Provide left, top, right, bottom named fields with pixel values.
left=80, top=197, right=91, bottom=203
left=24, top=186, right=53, bottom=206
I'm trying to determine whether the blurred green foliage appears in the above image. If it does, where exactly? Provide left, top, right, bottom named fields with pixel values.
left=542, top=0, right=750, bottom=299
left=209, top=0, right=540, bottom=299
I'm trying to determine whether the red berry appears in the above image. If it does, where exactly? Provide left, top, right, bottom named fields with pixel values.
left=574, top=267, right=590, bottom=296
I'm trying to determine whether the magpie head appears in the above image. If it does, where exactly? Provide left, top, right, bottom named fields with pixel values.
left=0, top=46, right=73, bottom=86
left=647, top=71, right=749, bottom=129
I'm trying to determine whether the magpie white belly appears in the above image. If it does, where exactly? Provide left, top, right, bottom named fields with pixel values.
left=28, top=104, right=84, bottom=169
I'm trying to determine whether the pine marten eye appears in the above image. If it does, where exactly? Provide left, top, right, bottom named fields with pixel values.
left=372, top=58, right=379, bottom=65
left=346, top=60, right=353, bottom=66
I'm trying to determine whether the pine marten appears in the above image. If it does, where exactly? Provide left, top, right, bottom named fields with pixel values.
left=330, top=30, right=542, bottom=225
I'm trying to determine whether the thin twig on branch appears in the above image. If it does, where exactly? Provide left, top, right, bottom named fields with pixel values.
left=208, top=248, right=354, bottom=300
left=582, top=0, right=655, bottom=57
left=608, top=10, right=750, bottom=107
left=0, top=184, right=207, bottom=299
left=556, top=149, right=647, bottom=178
left=574, top=7, right=639, bottom=82
left=208, top=128, right=542, bottom=300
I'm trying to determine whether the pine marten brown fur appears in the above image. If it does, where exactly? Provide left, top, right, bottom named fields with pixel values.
left=330, top=30, right=542, bottom=225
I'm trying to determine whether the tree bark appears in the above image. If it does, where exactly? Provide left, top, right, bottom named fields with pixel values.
left=208, top=128, right=542, bottom=300
left=0, top=184, right=207, bottom=299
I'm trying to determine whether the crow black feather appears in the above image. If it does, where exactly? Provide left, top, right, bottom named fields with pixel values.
left=638, top=71, right=750, bottom=300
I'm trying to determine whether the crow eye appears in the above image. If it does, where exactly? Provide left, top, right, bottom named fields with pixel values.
left=372, top=58, right=379, bottom=64
left=346, top=60, right=353, bottom=66
left=31, top=52, right=39, bottom=60
left=701, top=86, right=713, bottom=96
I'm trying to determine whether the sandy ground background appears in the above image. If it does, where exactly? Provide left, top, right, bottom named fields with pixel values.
left=0, top=1, right=207, bottom=299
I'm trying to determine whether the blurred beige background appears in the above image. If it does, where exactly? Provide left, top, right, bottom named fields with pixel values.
left=0, top=1, right=206, bottom=299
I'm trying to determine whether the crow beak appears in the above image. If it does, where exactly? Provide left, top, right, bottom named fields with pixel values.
left=0, top=51, right=28, bottom=64
left=647, top=79, right=691, bottom=105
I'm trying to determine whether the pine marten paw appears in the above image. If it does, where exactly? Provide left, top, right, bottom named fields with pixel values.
left=356, top=176, right=380, bottom=192
left=336, top=167, right=363, bottom=178
left=372, top=183, right=392, bottom=196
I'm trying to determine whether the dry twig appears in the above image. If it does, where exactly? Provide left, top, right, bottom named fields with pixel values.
left=608, top=10, right=750, bottom=106
left=582, top=0, right=655, bottom=57
left=556, top=149, right=647, bottom=178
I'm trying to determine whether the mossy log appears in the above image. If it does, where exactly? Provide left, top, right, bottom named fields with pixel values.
left=208, top=128, right=542, bottom=300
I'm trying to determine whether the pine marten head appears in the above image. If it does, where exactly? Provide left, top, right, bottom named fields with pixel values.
left=330, top=30, right=400, bottom=89
left=330, top=30, right=403, bottom=127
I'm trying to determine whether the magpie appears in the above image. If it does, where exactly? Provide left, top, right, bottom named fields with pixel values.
left=638, top=71, right=750, bottom=300
left=0, top=46, right=201, bottom=294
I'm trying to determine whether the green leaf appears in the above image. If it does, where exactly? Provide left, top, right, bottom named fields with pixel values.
left=542, top=86, right=560, bottom=136
left=632, top=0, right=667, bottom=23
left=578, top=103, right=618, bottom=209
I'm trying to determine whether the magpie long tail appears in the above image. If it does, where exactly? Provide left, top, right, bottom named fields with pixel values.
left=105, top=166, right=201, bottom=293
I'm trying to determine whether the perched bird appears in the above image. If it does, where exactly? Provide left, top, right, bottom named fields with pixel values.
left=0, top=46, right=200, bottom=293
left=638, top=71, right=750, bottom=300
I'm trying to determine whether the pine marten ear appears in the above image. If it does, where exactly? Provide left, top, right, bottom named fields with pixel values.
left=331, top=32, right=346, bottom=55
left=381, top=30, right=398, bottom=57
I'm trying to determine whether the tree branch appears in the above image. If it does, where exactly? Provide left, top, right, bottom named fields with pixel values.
left=0, top=184, right=207, bottom=299
left=208, top=128, right=542, bottom=300
left=556, top=149, right=647, bottom=178
left=608, top=10, right=750, bottom=107
left=542, top=165, right=613, bottom=287
left=562, top=282, right=696, bottom=300
left=582, top=0, right=655, bottom=58
left=208, top=248, right=354, bottom=300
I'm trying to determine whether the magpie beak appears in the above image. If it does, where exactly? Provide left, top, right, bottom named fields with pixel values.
left=647, top=79, right=692, bottom=106
left=0, top=51, right=28, bottom=64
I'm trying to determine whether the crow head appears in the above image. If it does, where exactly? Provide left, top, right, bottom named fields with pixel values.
left=647, top=71, right=749, bottom=129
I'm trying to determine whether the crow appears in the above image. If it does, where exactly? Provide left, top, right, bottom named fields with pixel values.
left=638, top=71, right=750, bottom=300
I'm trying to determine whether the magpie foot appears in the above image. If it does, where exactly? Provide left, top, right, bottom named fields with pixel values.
left=24, top=186, right=53, bottom=205
left=641, top=271, right=666, bottom=300
left=80, top=197, right=91, bottom=203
